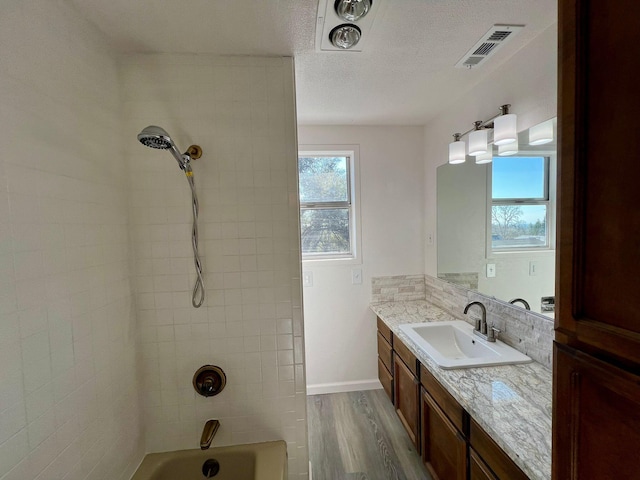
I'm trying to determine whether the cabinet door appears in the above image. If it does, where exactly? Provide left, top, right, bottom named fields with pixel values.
left=393, top=354, right=419, bottom=448
left=469, top=448, right=497, bottom=480
left=377, top=357, right=393, bottom=402
left=556, top=0, right=640, bottom=365
left=553, top=343, right=640, bottom=480
left=421, top=388, right=467, bottom=480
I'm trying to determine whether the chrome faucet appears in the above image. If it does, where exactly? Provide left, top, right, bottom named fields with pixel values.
left=200, top=419, right=220, bottom=450
left=464, top=301, right=500, bottom=342
left=509, top=298, right=531, bottom=310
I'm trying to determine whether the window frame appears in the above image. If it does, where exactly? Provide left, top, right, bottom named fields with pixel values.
left=488, top=154, right=553, bottom=253
left=297, top=146, right=361, bottom=264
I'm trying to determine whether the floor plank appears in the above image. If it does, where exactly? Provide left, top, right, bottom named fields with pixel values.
left=308, top=390, right=432, bottom=480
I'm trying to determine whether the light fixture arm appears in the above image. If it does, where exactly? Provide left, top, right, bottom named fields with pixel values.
left=451, top=104, right=512, bottom=140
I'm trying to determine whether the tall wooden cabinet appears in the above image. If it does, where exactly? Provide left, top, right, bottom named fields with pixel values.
left=554, top=1, right=640, bottom=478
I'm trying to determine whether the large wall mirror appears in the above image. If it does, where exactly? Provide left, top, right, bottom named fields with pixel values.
left=437, top=118, right=557, bottom=317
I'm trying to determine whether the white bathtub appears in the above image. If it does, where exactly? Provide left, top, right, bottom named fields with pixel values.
left=131, top=441, right=287, bottom=480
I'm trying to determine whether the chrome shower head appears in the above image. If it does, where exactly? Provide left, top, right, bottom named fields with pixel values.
left=137, top=125, right=186, bottom=169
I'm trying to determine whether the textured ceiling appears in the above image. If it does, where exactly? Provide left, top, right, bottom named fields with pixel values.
left=66, top=0, right=557, bottom=125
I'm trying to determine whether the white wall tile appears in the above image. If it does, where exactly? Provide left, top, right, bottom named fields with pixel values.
left=125, top=55, right=307, bottom=477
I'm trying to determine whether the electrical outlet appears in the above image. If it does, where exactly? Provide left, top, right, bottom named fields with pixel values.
left=303, top=271, right=313, bottom=287
left=486, top=263, right=496, bottom=278
left=427, top=233, right=434, bottom=245
left=352, top=268, right=362, bottom=285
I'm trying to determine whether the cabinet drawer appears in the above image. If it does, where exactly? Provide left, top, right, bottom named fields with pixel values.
left=420, top=364, right=466, bottom=435
left=394, top=336, right=417, bottom=376
left=470, top=419, right=529, bottom=480
left=469, top=447, right=498, bottom=480
left=377, top=317, right=392, bottom=345
left=378, top=357, right=393, bottom=402
left=377, top=332, right=393, bottom=372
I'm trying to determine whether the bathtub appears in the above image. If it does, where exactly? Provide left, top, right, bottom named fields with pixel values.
left=131, top=441, right=287, bottom=480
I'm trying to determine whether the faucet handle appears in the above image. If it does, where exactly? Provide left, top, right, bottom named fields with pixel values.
left=489, top=325, right=501, bottom=341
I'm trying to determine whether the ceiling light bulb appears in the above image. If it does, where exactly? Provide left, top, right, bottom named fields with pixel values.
left=330, top=24, right=362, bottom=49
left=529, top=119, right=554, bottom=145
left=494, top=113, right=518, bottom=146
left=498, top=139, right=518, bottom=156
left=475, top=151, right=493, bottom=164
left=449, top=135, right=466, bottom=164
left=335, top=0, right=372, bottom=22
left=468, top=126, right=488, bottom=156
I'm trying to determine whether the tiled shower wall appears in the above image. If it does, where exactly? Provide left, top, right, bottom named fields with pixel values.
left=0, top=2, right=143, bottom=479
left=121, top=55, right=308, bottom=478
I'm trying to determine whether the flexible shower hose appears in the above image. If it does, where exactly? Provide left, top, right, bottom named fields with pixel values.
left=185, top=164, right=205, bottom=308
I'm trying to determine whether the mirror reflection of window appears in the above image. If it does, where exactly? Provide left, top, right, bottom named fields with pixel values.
left=491, top=156, right=550, bottom=251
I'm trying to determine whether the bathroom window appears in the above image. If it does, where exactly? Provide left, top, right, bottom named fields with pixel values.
left=491, top=156, right=550, bottom=251
left=298, top=148, right=360, bottom=262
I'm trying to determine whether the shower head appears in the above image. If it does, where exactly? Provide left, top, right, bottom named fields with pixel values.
left=137, top=125, right=187, bottom=169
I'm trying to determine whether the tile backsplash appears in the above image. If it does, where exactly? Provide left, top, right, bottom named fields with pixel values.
left=372, top=275, right=554, bottom=369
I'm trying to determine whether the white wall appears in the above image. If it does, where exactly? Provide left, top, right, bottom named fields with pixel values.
left=297, top=126, right=425, bottom=393
left=0, top=2, right=143, bottom=479
left=122, top=55, right=308, bottom=478
left=424, top=23, right=558, bottom=276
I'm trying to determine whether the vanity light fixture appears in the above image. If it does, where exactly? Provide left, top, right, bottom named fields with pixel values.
left=448, top=104, right=516, bottom=165
left=529, top=118, right=554, bottom=145
left=330, top=24, right=362, bottom=49
left=468, top=121, right=489, bottom=156
left=475, top=151, right=493, bottom=164
left=498, top=139, right=519, bottom=156
left=448, top=134, right=466, bottom=164
left=335, top=0, right=372, bottom=22
left=493, top=105, right=518, bottom=146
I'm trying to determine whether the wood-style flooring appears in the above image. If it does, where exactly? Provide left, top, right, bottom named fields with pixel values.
left=307, top=389, right=432, bottom=480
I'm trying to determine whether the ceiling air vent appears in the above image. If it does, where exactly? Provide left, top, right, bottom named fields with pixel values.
left=455, top=25, right=524, bottom=69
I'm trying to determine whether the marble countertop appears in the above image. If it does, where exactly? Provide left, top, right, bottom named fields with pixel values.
left=371, top=300, right=552, bottom=480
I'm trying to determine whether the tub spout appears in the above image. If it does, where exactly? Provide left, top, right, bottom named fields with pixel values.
left=200, top=419, right=220, bottom=450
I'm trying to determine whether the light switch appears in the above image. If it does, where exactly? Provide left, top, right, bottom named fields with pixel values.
left=352, top=268, right=362, bottom=285
left=486, top=263, right=496, bottom=278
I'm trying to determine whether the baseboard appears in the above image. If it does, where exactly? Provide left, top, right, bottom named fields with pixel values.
left=306, top=379, right=382, bottom=396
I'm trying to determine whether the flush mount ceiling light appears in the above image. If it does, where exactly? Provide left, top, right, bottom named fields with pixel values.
left=468, top=121, right=489, bottom=156
left=335, top=0, right=372, bottom=21
left=449, top=134, right=466, bottom=164
left=493, top=105, right=518, bottom=146
left=330, top=24, right=362, bottom=49
left=529, top=119, right=554, bottom=145
left=447, top=104, right=516, bottom=165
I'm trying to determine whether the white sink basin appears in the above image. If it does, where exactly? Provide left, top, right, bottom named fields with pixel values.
left=398, top=321, right=532, bottom=369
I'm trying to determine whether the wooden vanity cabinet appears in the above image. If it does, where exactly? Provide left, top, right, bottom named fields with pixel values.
left=376, top=317, right=393, bottom=401
left=469, top=448, right=498, bottom=480
left=420, top=364, right=467, bottom=480
left=470, top=419, right=529, bottom=480
left=421, top=387, right=467, bottom=480
left=392, top=335, right=420, bottom=449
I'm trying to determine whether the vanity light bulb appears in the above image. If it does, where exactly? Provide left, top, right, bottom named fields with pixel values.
left=529, top=119, right=554, bottom=145
left=449, top=140, right=466, bottom=164
left=498, top=139, right=518, bottom=156
left=493, top=113, right=518, bottom=146
left=468, top=129, right=488, bottom=156
left=475, top=151, right=493, bottom=164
